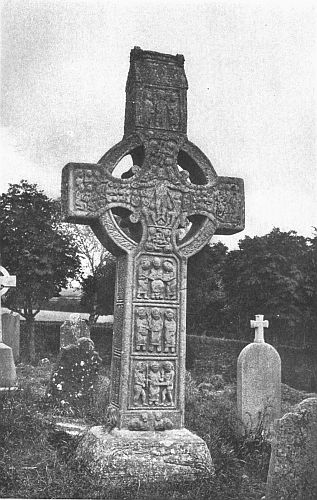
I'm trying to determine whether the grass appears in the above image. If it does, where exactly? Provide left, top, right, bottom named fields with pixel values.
left=0, top=361, right=312, bottom=499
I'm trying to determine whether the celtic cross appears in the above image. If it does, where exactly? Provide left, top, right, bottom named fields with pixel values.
left=62, top=47, right=245, bottom=430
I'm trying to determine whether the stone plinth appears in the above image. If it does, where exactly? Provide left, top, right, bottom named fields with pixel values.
left=266, top=397, right=317, bottom=500
left=237, top=342, right=281, bottom=434
left=76, top=426, right=214, bottom=485
left=0, top=342, right=17, bottom=389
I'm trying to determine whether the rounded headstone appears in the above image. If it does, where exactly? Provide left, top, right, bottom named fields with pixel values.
left=0, top=342, right=17, bottom=389
left=237, top=342, right=281, bottom=434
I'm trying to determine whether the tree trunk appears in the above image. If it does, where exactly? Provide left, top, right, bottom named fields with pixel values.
left=25, top=316, right=36, bottom=364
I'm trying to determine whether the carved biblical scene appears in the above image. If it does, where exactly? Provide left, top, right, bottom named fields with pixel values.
left=134, top=306, right=177, bottom=354
left=127, top=411, right=174, bottom=431
left=131, top=359, right=176, bottom=408
left=136, top=255, right=177, bottom=301
left=138, top=88, right=180, bottom=131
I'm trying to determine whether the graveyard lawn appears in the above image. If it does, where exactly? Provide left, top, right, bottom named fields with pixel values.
left=1, top=362, right=315, bottom=499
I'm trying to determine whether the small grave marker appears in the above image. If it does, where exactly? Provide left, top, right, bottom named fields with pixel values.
left=266, top=397, right=317, bottom=500
left=0, top=266, right=17, bottom=389
left=237, top=314, right=281, bottom=434
left=60, top=313, right=90, bottom=349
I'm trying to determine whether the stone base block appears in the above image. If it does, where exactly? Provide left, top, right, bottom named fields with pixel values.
left=0, top=342, right=17, bottom=389
left=76, top=426, right=214, bottom=486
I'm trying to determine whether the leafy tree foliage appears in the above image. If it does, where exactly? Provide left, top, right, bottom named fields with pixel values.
left=187, top=242, right=228, bottom=335
left=223, top=228, right=314, bottom=345
left=0, top=180, right=81, bottom=362
left=80, top=257, right=116, bottom=323
left=62, top=223, right=110, bottom=277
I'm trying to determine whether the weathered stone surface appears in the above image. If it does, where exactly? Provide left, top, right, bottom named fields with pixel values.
left=265, top=397, right=317, bottom=500
left=0, top=266, right=17, bottom=389
left=61, top=47, right=245, bottom=485
left=62, top=46, right=244, bottom=433
left=76, top=427, right=214, bottom=485
left=60, top=313, right=90, bottom=349
left=46, top=337, right=102, bottom=409
left=2, top=311, right=20, bottom=362
left=237, top=315, right=281, bottom=434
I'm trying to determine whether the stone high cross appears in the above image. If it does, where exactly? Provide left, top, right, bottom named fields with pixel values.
left=62, top=47, right=245, bottom=431
left=250, top=314, right=269, bottom=343
left=0, top=266, right=16, bottom=343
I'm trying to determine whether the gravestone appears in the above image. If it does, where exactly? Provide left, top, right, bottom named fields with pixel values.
left=46, top=337, right=102, bottom=410
left=0, top=266, right=17, bottom=390
left=265, top=397, right=317, bottom=500
left=237, top=314, right=281, bottom=434
left=2, top=311, right=20, bottom=362
left=60, top=313, right=90, bottom=349
left=62, top=47, right=245, bottom=485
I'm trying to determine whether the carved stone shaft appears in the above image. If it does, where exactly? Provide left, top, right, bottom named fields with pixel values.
left=61, top=47, right=245, bottom=431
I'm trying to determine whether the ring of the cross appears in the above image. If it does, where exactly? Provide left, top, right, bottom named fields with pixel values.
left=0, top=266, right=10, bottom=297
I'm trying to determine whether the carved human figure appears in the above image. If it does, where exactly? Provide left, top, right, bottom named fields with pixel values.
left=155, top=91, right=169, bottom=128
left=135, top=308, right=150, bottom=351
left=161, top=361, right=174, bottom=405
left=148, top=361, right=162, bottom=406
left=163, top=309, right=176, bottom=353
left=149, top=308, right=163, bottom=352
left=128, top=412, right=150, bottom=431
left=167, top=92, right=179, bottom=129
left=137, top=258, right=151, bottom=299
left=143, top=92, right=155, bottom=128
left=133, top=362, right=147, bottom=406
left=162, top=260, right=176, bottom=299
left=149, top=258, right=165, bottom=299
left=154, top=411, right=174, bottom=431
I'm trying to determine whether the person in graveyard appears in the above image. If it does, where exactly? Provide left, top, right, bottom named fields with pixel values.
left=137, top=258, right=151, bottom=299
left=135, top=307, right=150, bottom=351
left=148, top=361, right=162, bottom=406
left=161, top=361, right=174, bottom=405
left=162, top=260, right=176, bottom=299
left=133, top=362, right=147, bottom=406
left=149, top=257, right=165, bottom=299
left=163, top=309, right=177, bottom=353
left=149, top=307, right=163, bottom=352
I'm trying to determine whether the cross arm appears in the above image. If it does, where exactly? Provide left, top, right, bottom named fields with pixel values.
left=61, top=163, right=135, bottom=224
left=184, top=176, right=245, bottom=235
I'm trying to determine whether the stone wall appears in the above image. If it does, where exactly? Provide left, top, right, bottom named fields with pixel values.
left=188, top=336, right=317, bottom=392
left=20, top=323, right=316, bottom=392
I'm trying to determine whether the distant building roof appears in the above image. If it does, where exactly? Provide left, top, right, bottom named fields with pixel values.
left=2, top=308, right=113, bottom=325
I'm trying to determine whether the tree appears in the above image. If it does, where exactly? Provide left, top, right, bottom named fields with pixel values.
left=187, top=242, right=228, bottom=336
left=81, top=257, right=116, bottom=323
left=0, top=180, right=81, bottom=362
left=223, top=228, right=311, bottom=344
left=62, top=223, right=110, bottom=277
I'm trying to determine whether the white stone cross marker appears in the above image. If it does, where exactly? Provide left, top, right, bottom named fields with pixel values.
left=237, top=313, right=281, bottom=435
left=250, top=314, right=269, bottom=343
left=0, top=265, right=17, bottom=389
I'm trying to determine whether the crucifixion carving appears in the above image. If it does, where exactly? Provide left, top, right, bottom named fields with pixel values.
left=62, top=47, right=245, bottom=430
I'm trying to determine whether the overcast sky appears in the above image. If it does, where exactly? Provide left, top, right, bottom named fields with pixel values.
left=1, top=0, right=316, bottom=248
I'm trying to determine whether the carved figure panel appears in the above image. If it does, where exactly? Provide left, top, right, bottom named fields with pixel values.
left=130, top=359, right=176, bottom=408
left=127, top=410, right=174, bottom=431
left=134, top=306, right=177, bottom=354
left=136, top=255, right=177, bottom=302
left=137, top=88, right=181, bottom=131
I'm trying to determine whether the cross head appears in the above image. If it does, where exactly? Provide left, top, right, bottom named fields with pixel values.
left=62, top=47, right=245, bottom=431
left=250, top=314, right=269, bottom=343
